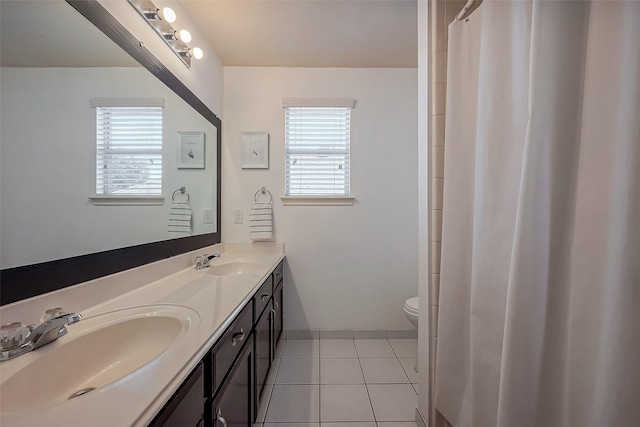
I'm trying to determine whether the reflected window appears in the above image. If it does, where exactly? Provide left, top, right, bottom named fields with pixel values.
left=95, top=106, right=163, bottom=195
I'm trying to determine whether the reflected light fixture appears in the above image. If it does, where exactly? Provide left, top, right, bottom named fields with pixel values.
left=128, top=0, right=203, bottom=68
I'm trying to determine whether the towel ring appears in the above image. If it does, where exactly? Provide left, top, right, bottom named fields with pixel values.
left=172, top=186, right=190, bottom=204
left=254, top=187, right=273, bottom=203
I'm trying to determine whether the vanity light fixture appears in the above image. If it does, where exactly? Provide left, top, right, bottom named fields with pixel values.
left=178, top=48, right=192, bottom=58
left=128, top=0, right=203, bottom=68
left=179, top=29, right=192, bottom=43
left=142, top=8, right=160, bottom=20
left=162, top=31, right=178, bottom=41
left=162, top=7, right=176, bottom=23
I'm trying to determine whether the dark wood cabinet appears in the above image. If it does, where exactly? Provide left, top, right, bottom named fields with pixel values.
left=149, top=363, right=205, bottom=427
left=149, top=259, right=285, bottom=427
left=254, top=304, right=271, bottom=415
left=207, top=335, right=254, bottom=427
left=272, top=281, right=284, bottom=358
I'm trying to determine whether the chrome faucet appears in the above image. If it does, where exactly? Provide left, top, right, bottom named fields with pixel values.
left=195, top=253, right=221, bottom=270
left=0, top=310, right=82, bottom=361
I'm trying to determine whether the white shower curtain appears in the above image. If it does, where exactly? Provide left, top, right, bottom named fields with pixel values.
left=434, top=1, right=640, bottom=427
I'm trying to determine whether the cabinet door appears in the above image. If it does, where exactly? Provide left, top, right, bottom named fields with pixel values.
left=209, top=336, right=253, bottom=427
left=254, top=305, right=271, bottom=417
left=150, top=363, right=205, bottom=427
left=272, top=283, right=283, bottom=359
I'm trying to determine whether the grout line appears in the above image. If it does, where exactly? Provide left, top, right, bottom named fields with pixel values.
left=358, top=350, right=377, bottom=422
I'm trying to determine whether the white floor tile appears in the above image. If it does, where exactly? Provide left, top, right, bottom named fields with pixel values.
left=320, top=358, right=365, bottom=384
left=398, top=358, right=418, bottom=384
left=378, top=423, right=419, bottom=427
left=388, top=339, right=418, bottom=358
left=256, top=383, right=274, bottom=422
left=354, top=339, right=396, bottom=358
left=282, top=339, right=320, bottom=359
left=274, top=337, right=285, bottom=359
left=360, top=358, right=410, bottom=384
left=322, top=423, right=376, bottom=427
left=275, top=358, right=320, bottom=384
left=265, top=384, right=320, bottom=422
left=266, top=358, right=281, bottom=384
left=319, top=339, right=358, bottom=358
left=264, top=424, right=319, bottom=427
left=367, top=384, right=417, bottom=421
left=320, top=385, right=375, bottom=422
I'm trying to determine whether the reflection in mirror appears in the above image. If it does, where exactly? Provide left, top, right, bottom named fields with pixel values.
left=0, top=0, right=220, bottom=303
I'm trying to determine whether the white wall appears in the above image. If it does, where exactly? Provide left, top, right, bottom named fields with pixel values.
left=0, top=67, right=217, bottom=269
left=223, top=67, right=418, bottom=331
left=97, top=0, right=223, bottom=116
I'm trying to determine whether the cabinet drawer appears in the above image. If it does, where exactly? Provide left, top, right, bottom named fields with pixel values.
left=254, top=275, right=273, bottom=320
left=211, top=302, right=252, bottom=396
left=273, top=261, right=284, bottom=291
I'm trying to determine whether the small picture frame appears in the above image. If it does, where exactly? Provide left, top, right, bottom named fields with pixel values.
left=177, top=131, right=205, bottom=169
left=241, top=132, right=269, bottom=169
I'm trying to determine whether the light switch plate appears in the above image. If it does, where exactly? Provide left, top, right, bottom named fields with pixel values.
left=234, top=209, right=244, bottom=224
left=203, top=209, right=213, bottom=224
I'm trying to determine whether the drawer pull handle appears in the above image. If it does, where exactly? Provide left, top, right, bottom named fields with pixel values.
left=232, top=329, right=245, bottom=346
left=274, top=301, right=279, bottom=310
left=217, top=408, right=228, bottom=427
left=261, top=293, right=269, bottom=301
left=276, top=272, right=282, bottom=279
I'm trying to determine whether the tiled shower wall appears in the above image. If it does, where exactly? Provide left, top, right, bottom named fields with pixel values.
left=430, top=1, right=471, bottom=426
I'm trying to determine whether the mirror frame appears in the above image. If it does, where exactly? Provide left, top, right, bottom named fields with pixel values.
left=0, top=0, right=222, bottom=305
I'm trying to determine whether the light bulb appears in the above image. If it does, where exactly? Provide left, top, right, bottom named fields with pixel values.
left=192, top=47, right=203, bottom=59
left=179, top=29, right=192, bottom=43
left=162, top=7, right=176, bottom=23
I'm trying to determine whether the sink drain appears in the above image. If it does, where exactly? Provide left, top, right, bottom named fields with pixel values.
left=68, top=388, right=95, bottom=400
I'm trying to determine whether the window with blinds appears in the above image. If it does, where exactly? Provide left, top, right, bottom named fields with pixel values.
left=95, top=106, right=163, bottom=195
left=285, top=106, right=351, bottom=196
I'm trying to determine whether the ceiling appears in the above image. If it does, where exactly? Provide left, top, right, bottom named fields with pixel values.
left=181, top=0, right=418, bottom=68
left=0, top=1, right=138, bottom=67
left=0, top=0, right=417, bottom=68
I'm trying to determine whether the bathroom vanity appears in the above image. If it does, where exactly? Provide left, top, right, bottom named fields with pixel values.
left=153, top=260, right=285, bottom=427
left=0, top=244, right=285, bottom=427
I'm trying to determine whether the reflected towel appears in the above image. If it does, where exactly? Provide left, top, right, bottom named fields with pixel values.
left=168, top=202, right=192, bottom=236
left=250, top=202, right=273, bottom=240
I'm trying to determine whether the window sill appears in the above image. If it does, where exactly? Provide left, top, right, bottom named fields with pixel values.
left=88, top=195, right=165, bottom=206
left=280, top=196, right=355, bottom=206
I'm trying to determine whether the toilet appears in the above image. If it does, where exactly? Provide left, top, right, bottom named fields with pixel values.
left=404, top=297, right=419, bottom=373
left=404, top=296, right=419, bottom=328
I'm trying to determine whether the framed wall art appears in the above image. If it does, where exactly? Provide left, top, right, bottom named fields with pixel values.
left=241, top=131, right=269, bottom=169
left=177, top=131, right=205, bottom=169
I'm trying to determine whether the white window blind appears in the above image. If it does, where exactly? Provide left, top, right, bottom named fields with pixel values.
left=285, top=106, right=351, bottom=196
left=95, top=106, right=163, bottom=195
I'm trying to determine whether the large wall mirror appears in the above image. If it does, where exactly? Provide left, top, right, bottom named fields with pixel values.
left=0, top=0, right=221, bottom=305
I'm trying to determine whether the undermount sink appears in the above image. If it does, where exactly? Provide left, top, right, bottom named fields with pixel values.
left=207, top=260, right=262, bottom=276
left=0, top=305, right=199, bottom=413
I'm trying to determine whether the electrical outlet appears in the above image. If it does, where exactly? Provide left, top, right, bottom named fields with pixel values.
left=203, top=209, right=213, bottom=224
left=234, top=209, right=244, bottom=224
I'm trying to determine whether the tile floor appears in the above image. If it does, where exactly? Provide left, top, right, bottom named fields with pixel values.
left=255, top=338, right=419, bottom=427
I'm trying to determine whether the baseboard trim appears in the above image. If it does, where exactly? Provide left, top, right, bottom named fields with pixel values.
left=285, top=329, right=418, bottom=340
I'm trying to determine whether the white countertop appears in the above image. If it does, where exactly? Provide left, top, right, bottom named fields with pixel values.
left=0, top=242, right=285, bottom=427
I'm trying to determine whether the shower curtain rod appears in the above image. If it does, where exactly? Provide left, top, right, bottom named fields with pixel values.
left=456, top=0, right=478, bottom=21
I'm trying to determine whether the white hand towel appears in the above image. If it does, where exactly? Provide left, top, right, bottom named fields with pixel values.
left=250, top=202, right=273, bottom=241
left=168, top=202, right=192, bottom=236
